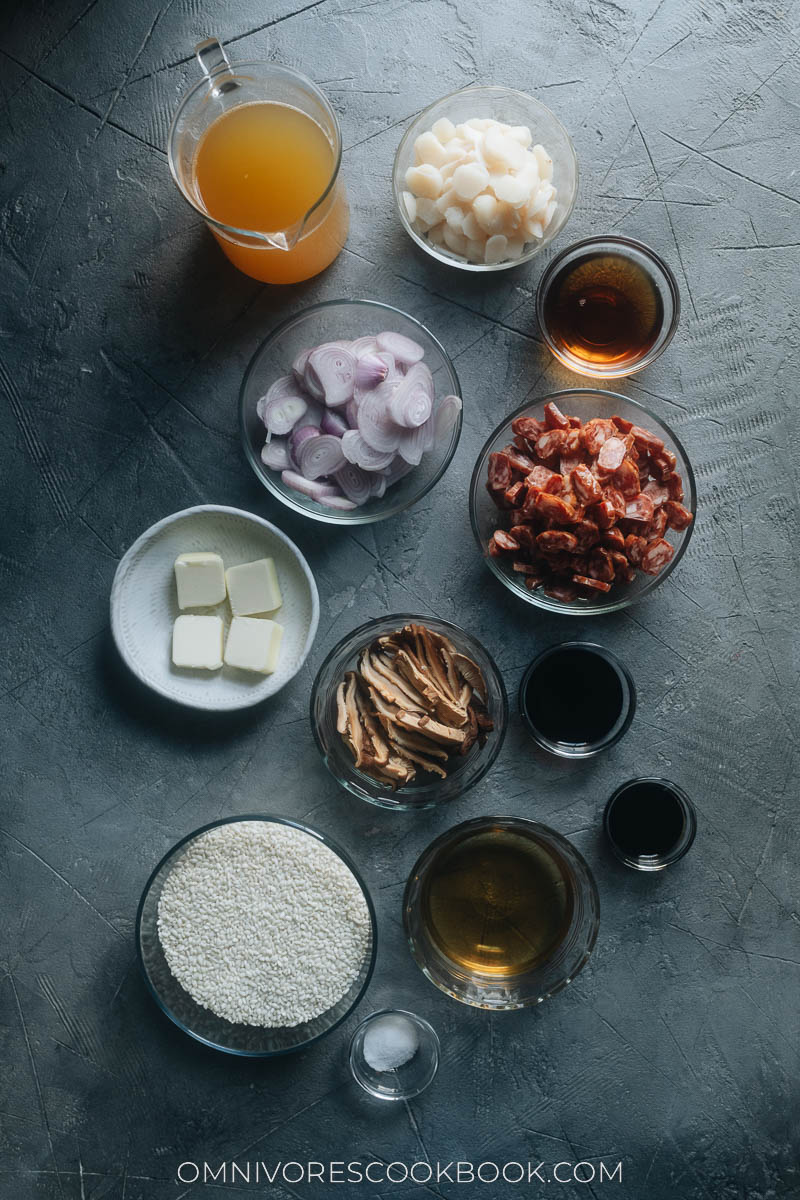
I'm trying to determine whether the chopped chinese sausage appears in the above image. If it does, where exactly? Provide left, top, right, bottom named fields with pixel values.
left=641, top=538, right=675, bottom=575
left=571, top=464, right=602, bottom=504
left=526, top=465, right=562, bottom=494
left=573, top=575, right=612, bottom=593
left=543, top=401, right=570, bottom=430
left=664, top=500, right=693, bottom=530
left=483, top=405, right=692, bottom=601
left=597, top=436, right=628, bottom=472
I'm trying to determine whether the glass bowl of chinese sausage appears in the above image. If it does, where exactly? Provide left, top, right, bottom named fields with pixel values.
left=469, top=389, right=696, bottom=614
left=240, top=299, right=463, bottom=525
left=310, top=614, right=508, bottom=810
left=392, top=85, right=578, bottom=272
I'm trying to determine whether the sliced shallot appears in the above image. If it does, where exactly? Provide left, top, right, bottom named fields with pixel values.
left=307, top=343, right=356, bottom=408
left=259, top=376, right=308, bottom=435
left=334, top=462, right=372, bottom=505
left=321, top=409, right=349, bottom=437
left=398, top=414, right=436, bottom=465
left=345, top=398, right=360, bottom=429
left=341, top=429, right=396, bottom=471
left=355, top=353, right=389, bottom=391
left=357, top=382, right=404, bottom=453
left=388, top=361, right=434, bottom=428
left=355, top=352, right=396, bottom=403
left=349, top=336, right=379, bottom=359
left=434, top=393, right=463, bottom=440
left=260, top=438, right=292, bottom=471
left=383, top=457, right=415, bottom=487
left=297, top=433, right=347, bottom=480
left=291, top=347, right=312, bottom=387
left=302, top=358, right=325, bottom=400
left=280, top=470, right=340, bottom=501
left=319, top=493, right=358, bottom=511
left=288, top=424, right=320, bottom=461
left=260, top=331, right=455, bottom=510
left=376, top=330, right=425, bottom=366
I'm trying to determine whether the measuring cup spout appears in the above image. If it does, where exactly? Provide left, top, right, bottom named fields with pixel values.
left=269, top=217, right=306, bottom=252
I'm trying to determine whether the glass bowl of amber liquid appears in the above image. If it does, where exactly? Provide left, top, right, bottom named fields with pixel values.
left=403, top=816, right=599, bottom=1009
left=536, top=235, right=680, bottom=377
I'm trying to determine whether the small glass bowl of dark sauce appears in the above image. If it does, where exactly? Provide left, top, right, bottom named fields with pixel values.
left=604, top=778, right=697, bottom=871
left=536, top=235, right=680, bottom=378
left=519, top=642, right=635, bottom=759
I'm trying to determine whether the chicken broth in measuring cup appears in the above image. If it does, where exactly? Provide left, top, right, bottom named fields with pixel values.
left=193, top=101, right=348, bottom=283
left=169, top=39, right=349, bottom=284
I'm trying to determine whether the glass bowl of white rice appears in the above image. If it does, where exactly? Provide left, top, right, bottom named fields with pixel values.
left=136, top=814, right=377, bottom=1055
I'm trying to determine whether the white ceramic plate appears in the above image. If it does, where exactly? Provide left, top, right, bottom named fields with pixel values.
left=111, top=506, right=320, bottom=710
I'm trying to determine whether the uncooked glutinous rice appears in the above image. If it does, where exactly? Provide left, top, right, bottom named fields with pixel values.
left=157, top=822, right=371, bottom=1028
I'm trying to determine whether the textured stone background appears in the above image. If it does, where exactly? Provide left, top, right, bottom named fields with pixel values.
left=1, top=0, right=799, bottom=1197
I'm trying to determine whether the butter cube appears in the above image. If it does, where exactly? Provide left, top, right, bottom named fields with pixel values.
left=172, top=615, right=224, bottom=670
left=224, top=617, right=283, bottom=674
left=225, top=558, right=282, bottom=616
left=174, top=552, right=226, bottom=609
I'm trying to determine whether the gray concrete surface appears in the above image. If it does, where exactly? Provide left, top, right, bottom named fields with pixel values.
left=1, top=1, right=799, bottom=1197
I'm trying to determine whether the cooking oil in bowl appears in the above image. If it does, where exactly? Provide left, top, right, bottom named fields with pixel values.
left=404, top=816, right=600, bottom=1009
left=419, top=825, right=574, bottom=977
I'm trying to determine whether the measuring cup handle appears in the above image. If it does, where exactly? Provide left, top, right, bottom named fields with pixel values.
left=195, top=37, right=235, bottom=86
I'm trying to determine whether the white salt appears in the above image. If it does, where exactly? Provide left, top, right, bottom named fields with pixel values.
left=362, top=1013, right=419, bottom=1072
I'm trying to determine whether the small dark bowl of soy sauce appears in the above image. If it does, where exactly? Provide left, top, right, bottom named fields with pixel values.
left=519, top=642, right=635, bottom=759
left=604, top=778, right=697, bottom=871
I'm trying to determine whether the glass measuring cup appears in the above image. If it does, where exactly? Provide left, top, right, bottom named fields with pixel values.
left=168, top=38, right=349, bottom=284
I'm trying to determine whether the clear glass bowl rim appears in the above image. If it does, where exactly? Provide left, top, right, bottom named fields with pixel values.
left=535, top=234, right=681, bottom=377
left=309, top=611, right=509, bottom=810
left=603, top=777, right=698, bottom=871
left=469, top=386, right=697, bottom=615
left=135, top=812, right=378, bottom=1057
left=239, top=298, right=463, bottom=525
left=403, top=814, right=601, bottom=1008
left=392, top=84, right=579, bottom=273
left=518, top=640, right=637, bottom=758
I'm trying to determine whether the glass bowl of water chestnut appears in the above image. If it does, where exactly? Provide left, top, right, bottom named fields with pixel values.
left=392, top=85, right=578, bottom=271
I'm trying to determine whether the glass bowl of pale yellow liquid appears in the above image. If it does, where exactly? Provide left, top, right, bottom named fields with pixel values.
left=168, top=38, right=349, bottom=284
left=403, top=816, right=599, bottom=1009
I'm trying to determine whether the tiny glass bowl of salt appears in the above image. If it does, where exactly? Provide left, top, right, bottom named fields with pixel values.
left=393, top=85, right=578, bottom=272
left=349, top=1009, right=440, bottom=1100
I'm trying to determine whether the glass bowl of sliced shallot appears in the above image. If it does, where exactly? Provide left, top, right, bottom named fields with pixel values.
left=240, top=299, right=463, bottom=524
left=310, top=614, right=508, bottom=811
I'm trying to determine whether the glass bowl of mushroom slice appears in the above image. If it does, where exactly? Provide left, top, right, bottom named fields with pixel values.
left=310, top=614, right=508, bottom=810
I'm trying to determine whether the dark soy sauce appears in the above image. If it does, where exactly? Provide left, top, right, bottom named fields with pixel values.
left=606, top=780, right=685, bottom=858
left=522, top=644, right=626, bottom=748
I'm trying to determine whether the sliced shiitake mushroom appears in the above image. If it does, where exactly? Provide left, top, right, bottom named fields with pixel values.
left=335, top=624, right=492, bottom=787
